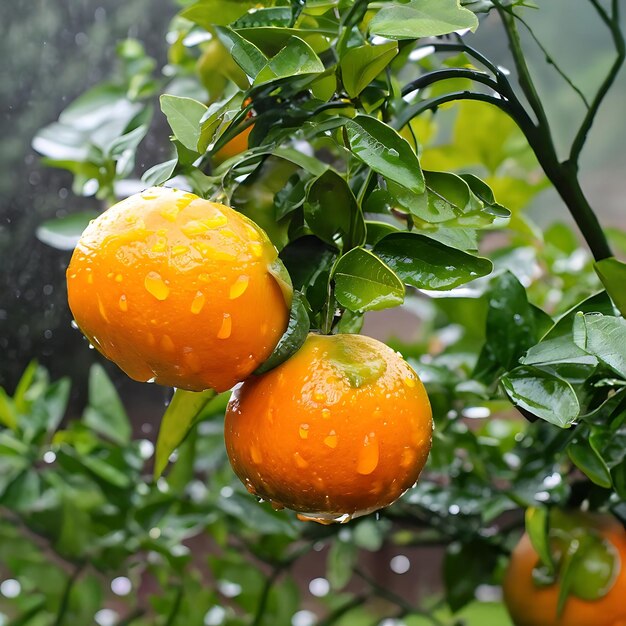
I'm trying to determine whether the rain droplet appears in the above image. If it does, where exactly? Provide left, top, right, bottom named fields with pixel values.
left=190, top=291, right=205, bottom=314
left=321, top=408, right=331, bottom=419
left=144, top=271, right=170, bottom=300
left=388, top=148, right=399, bottom=157
left=119, top=295, right=128, bottom=311
left=217, top=314, right=232, bottom=339
left=97, top=297, right=109, bottom=322
left=161, top=335, right=175, bottom=351
left=404, top=376, right=416, bottom=388
left=182, top=215, right=227, bottom=236
left=249, top=242, right=264, bottom=258
left=400, top=448, right=415, bottom=468
left=313, top=391, right=326, bottom=403
left=323, top=430, right=338, bottom=449
left=357, top=433, right=379, bottom=475
left=299, top=424, right=310, bottom=439
left=294, top=452, right=308, bottom=469
left=171, top=245, right=189, bottom=256
left=250, top=445, right=263, bottom=464
left=115, top=274, right=123, bottom=282
left=151, top=237, right=167, bottom=253
left=70, top=320, right=79, bottom=329
left=229, top=275, right=249, bottom=299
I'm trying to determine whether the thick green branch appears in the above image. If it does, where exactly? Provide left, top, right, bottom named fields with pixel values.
left=570, top=0, right=625, bottom=164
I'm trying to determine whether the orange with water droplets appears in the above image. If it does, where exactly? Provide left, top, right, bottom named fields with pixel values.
left=66, top=186, right=290, bottom=391
left=504, top=510, right=626, bottom=626
left=224, top=333, right=433, bottom=524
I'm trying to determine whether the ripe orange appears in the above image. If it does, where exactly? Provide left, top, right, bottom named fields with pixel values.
left=503, top=510, right=626, bottom=626
left=212, top=124, right=253, bottom=165
left=66, top=186, right=290, bottom=392
left=224, top=333, right=433, bottom=523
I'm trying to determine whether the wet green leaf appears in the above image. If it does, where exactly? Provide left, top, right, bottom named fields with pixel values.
left=526, top=507, right=554, bottom=573
left=594, top=257, right=626, bottom=317
left=373, top=232, right=492, bottom=290
left=160, top=94, right=207, bottom=152
left=254, top=292, right=309, bottom=374
left=333, top=247, right=405, bottom=312
left=215, top=26, right=268, bottom=77
left=304, top=169, right=366, bottom=250
left=255, top=37, right=324, bottom=85
left=340, top=42, right=398, bottom=98
left=568, top=439, right=612, bottom=488
left=501, top=366, right=579, bottom=427
left=345, top=115, right=424, bottom=194
left=180, top=0, right=257, bottom=29
left=370, top=0, right=478, bottom=40
left=154, top=388, right=217, bottom=478
left=573, top=313, right=626, bottom=378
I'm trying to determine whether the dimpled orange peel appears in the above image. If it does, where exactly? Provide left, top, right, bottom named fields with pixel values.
left=224, top=333, right=433, bottom=524
left=66, top=186, right=290, bottom=392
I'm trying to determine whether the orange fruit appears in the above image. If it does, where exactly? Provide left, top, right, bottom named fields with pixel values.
left=212, top=124, right=253, bottom=165
left=503, top=509, right=626, bottom=626
left=66, top=186, right=290, bottom=392
left=224, top=333, right=433, bottom=523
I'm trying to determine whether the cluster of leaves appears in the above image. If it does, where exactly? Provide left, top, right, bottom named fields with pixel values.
left=23, top=0, right=626, bottom=623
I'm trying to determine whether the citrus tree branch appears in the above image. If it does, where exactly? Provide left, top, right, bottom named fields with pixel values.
left=512, top=12, right=589, bottom=109
left=570, top=0, right=625, bottom=164
left=401, top=68, right=504, bottom=97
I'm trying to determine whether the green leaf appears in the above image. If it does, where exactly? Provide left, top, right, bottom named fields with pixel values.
left=304, top=169, right=366, bottom=249
left=486, top=271, right=536, bottom=370
left=254, top=291, right=309, bottom=374
left=180, top=0, right=258, bottom=29
left=501, top=365, right=580, bottom=428
left=594, top=257, right=626, bottom=317
left=373, top=232, right=492, bottom=290
left=370, top=0, right=479, bottom=39
left=525, top=507, right=554, bottom=574
left=255, top=36, right=324, bottom=85
left=340, top=42, right=398, bottom=98
left=333, top=247, right=405, bottom=313
left=0, top=389, right=17, bottom=430
left=568, top=439, right=612, bottom=488
left=82, top=364, right=131, bottom=445
left=327, top=539, right=357, bottom=590
left=160, top=95, right=208, bottom=152
left=215, top=26, right=268, bottom=77
left=154, top=388, right=217, bottom=478
left=36, top=211, right=99, bottom=251
left=459, top=174, right=510, bottom=219
left=573, top=313, right=626, bottom=378
left=142, top=158, right=177, bottom=186
left=345, top=115, right=424, bottom=194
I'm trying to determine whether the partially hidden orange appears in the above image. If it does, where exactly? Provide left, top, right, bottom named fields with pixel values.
left=224, top=333, right=433, bottom=523
left=67, top=186, right=290, bottom=392
left=504, top=509, right=626, bottom=626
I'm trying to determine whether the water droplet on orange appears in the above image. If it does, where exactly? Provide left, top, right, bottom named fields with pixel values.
left=86, top=269, right=94, bottom=284
left=229, top=275, right=249, bottom=299
left=161, top=334, right=175, bottom=351
left=404, top=376, right=416, bottom=388
left=182, top=215, right=227, bottom=236
left=220, top=228, right=237, bottom=239
left=161, top=204, right=182, bottom=221
left=144, top=271, right=170, bottom=300
left=321, top=408, right=331, bottom=419
left=217, top=314, right=232, bottom=339
left=69, top=273, right=76, bottom=279
left=244, top=223, right=260, bottom=240
left=183, top=348, right=201, bottom=372
left=151, top=236, right=167, bottom=253
left=198, top=273, right=210, bottom=282
left=141, top=190, right=158, bottom=200
left=294, top=452, right=308, bottom=469
left=357, top=433, right=379, bottom=475
left=324, top=430, right=338, bottom=449
left=119, top=295, right=128, bottom=311
left=107, top=272, right=114, bottom=279
left=250, top=445, right=263, bottom=464
left=249, top=241, right=264, bottom=258
left=146, top=333, right=156, bottom=347
left=97, top=297, right=109, bottom=322
left=190, top=291, right=205, bottom=314
left=115, top=274, right=123, bottom=283
left=299, top=424, right=310, bottom=439
left=313, top=391, right=326, bottom=403
left=400, top=448, right=416, bottom=468
left=171, top=245, right=189, bottom=256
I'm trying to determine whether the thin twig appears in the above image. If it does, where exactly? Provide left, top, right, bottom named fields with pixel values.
left=163, top=585, right=184, bottom=626
left=570, top=0, right=625, bottom=164
left=53, top=564, right=84, bottom=626
left=401, top=68, right=503, bottom=97
left=316, top=594, right=368, bottom=626
left=512, top=12, right=589, bottom=108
